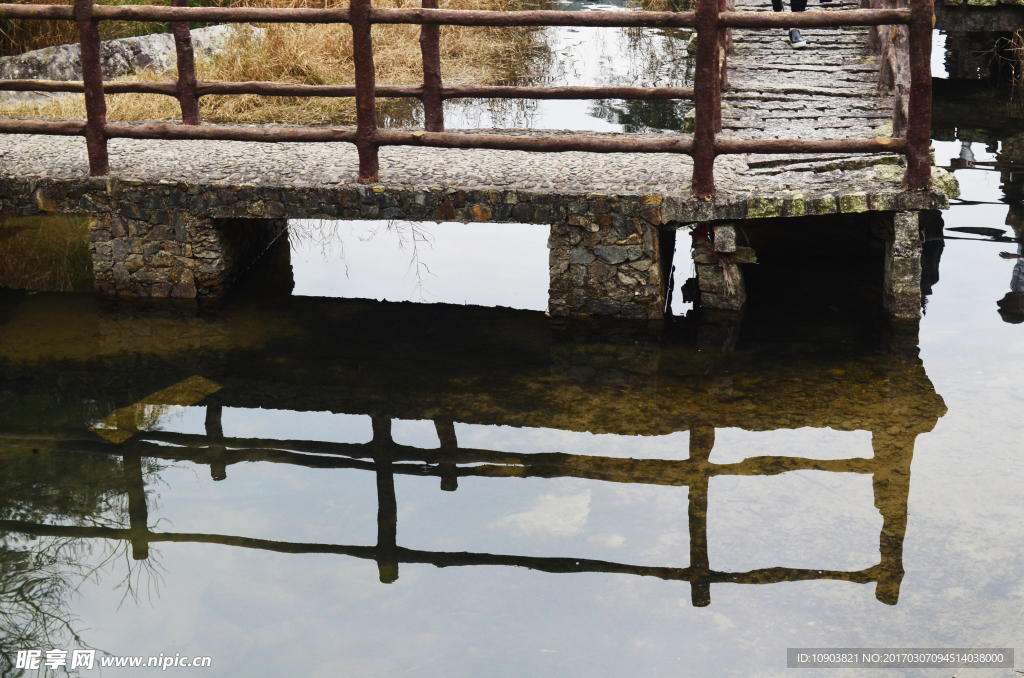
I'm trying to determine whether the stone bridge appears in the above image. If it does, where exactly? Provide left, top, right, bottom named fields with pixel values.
left=0, top=0, right=956, bottom=320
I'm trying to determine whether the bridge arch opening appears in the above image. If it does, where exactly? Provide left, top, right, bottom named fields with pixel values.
left=283, top=218, right=551, bottom=311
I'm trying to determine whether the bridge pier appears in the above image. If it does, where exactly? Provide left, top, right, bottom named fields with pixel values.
left=692, top=223, right=748, bottom=311
left=688, top=213, right=923, bottom=320
left=878, top=211, right=923, bottom=320
left=89, top=211, right=285, bottom=298
left=547, top=212, right=673, bottom=321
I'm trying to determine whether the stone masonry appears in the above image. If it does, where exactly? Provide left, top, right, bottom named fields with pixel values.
left=692, top=223, right=749, bottom=311
left=0, top=175, right=953, bottom=317
left=0, top=0, right=963, bottom=318
left=878, top=211, right=923, bottom=319
left=89, top=212, right=285, bottom=298
left=548, top=195, right=672, bottom=320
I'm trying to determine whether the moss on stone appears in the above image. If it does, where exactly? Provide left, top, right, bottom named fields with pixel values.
left=745, top=197, right=783, bottom=219
left=839, top=192, right=869, bottom=213
left=813, top=196, right=837, bottom=214
left=870, top=164, right=904, bottom=182
left=931, top=167, right=960, bottom=199
left=787, top=194, right=807, bottom=217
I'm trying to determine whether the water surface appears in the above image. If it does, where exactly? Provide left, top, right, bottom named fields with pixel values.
left=1, top=17, right=1023, bottom=678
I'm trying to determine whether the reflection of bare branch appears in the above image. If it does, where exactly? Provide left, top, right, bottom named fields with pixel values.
left=114, top=543, right=166, bottom=612
left=0, top=452, right=171, bottom=670
left=289, top=219, right=350, bottom=278
left=290, top=220, right=438, bottom=302
left=0, top=537, right=102, bottom=677
left=365, top=221, right=438, bottom=302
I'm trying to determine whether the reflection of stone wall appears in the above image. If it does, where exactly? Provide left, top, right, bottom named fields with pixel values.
left=549, top=318, right=663, bottom=388
left=96, top=298, right=229, bottom=362
left=0, top=291, right=947, bottom=441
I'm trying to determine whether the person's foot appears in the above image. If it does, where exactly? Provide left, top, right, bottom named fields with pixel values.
left=789, top=29, right=807, bottom=48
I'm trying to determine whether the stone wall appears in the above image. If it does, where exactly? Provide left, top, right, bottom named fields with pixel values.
left=0, top=176, right=954, bottom=319
left=89, top=212, right=285, bottom=298
left=5, top=177, right=684, bottom=318
left=935, top=3, right=1024, bottom=32
left=692, top=224, right=750, bottom=311
left=547, top=195, right=671, bottom=320
left=878, top=211, right=923, bottom=319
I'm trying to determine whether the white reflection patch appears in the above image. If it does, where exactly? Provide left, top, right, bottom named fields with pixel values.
left=221, top=408, right=373, bottom=444
left=392, top=418, right=441, bottom=448
left=707, top=471, right=881, bottom=572
left=709, top=427, right=872, bottom=464
left=454, top=423, right=690, bottom=460
left=136, top=404, right=207, bottom=435
left=288, top=220, right=549, bottom=311
left=489, top=490, right=592, bottom=538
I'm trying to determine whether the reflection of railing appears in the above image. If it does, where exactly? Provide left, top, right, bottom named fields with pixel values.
left=0, top=407, right=915, bottom=606
left=0, top=0, right=933, bottom=196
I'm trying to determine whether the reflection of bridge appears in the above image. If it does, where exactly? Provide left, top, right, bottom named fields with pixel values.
left=932, top=79, right=1024, bottom=203
left=0, top=296, right=945, bottom=606
left=0, top=413, right=922, bottom=606
left=935, top=0, right=1024, bottom=32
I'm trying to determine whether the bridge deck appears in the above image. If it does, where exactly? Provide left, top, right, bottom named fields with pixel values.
left=0, top=0, right=953, bottom=221
left=725, top=0, right=900, bottom=194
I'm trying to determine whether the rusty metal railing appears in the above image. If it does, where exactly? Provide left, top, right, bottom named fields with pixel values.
left=0, top=0, right=934, bottom=197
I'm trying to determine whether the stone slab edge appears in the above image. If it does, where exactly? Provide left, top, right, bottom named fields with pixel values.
left=0, top=175, right=952, bottom=228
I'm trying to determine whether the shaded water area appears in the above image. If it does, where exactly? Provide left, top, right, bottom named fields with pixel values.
left=1, top=14, right=1024, bottom=678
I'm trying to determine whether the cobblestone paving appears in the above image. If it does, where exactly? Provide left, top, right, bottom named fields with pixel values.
left=0, top=130, right=738, bottom=193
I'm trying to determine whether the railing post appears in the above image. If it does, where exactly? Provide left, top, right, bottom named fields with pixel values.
left=903, top=0, right=933, bottom=189
left=692, top=0, right=719, bottom=199
left=372, top=415, right=398, bottom=583
left=171, top=0, right=200, bottom=125
left=351, top=0, right=380, bottom=183
left=419, top=0, right=444, bottom=132
left=123, top=452, right=149, bottom=560
left=74, top=0, right=108, bottom=175
left=433, top=418, right=458, bottom=491
left=687, top=426, right=714, bottom=607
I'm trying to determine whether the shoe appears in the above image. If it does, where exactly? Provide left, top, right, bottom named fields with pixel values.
left=789, top=29, right=807, bottom=48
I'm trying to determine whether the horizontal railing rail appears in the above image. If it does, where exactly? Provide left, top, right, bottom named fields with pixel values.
left=0, top=0, right=933, bottom=198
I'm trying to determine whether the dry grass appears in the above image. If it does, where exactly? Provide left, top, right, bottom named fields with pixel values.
left=627, top=0, right=691, bottom=12
left=0, top=214, right=94, bottom=293
left=0, top=0, right=548, bottom=125
left=0, top=0, right=169, bottom=56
